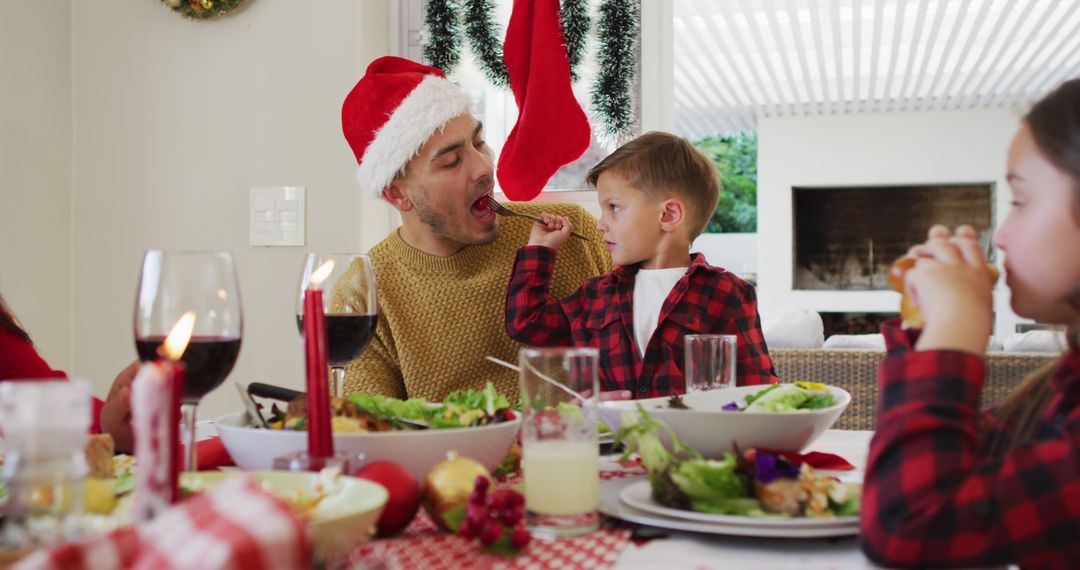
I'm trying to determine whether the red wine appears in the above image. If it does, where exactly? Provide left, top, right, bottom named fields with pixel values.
left=296, top=314, right=377, bottom=366
left=135, top=337, right=242, bottom=402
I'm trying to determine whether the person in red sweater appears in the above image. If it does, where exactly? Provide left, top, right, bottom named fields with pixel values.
left=860, top=79, right=1080, bottom=567
left=0, top=294, right=136, bottom=452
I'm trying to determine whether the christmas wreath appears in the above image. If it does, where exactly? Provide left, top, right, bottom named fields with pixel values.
left=161, top=0, right=247, bottom=20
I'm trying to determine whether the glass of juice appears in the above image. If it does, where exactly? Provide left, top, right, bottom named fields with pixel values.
left=519, top=347, right=600, bottom=538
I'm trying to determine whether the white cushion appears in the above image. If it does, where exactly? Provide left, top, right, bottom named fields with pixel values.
left=761, top=309, right=824, bottom=349
left=823, top=334, right=886, bottom=350
left=1002, top=330, right=1067, bottom=352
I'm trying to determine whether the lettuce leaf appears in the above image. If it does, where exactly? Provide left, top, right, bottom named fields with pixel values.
left=802, top=393, right=835, bottom=409
left=443, top=381, right=512, bottom=412
left=617, top=409, right=751, bottom=511
left=348, top=393, right=432, bottom=420
left=745, top=384, right=812, bottom=412
left=743, top=384, right=781, bottom=406
left=669, top=454, right=747, bottom=502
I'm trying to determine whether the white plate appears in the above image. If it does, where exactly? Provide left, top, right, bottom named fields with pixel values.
left=600, top=477, right=859, bottom=538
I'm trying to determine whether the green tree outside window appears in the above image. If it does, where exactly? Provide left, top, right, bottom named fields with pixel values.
left=694, top=133, right=757, bottom=233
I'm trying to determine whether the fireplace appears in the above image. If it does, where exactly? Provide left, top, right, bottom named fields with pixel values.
left=792, top=183, right=994, bottom=290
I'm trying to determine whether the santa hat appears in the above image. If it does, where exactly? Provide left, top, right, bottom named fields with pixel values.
left=342, top=56, right=472, bottom=197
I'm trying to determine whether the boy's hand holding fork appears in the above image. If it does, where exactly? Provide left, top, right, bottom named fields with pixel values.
left=528, top=214, right=575, bottom=250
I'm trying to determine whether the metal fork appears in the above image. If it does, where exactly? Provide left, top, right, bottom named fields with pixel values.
left=487, top=199, right=592, bottom=241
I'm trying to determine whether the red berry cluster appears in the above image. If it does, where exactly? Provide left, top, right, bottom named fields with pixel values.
left=457, top=476, right=531, bottom=550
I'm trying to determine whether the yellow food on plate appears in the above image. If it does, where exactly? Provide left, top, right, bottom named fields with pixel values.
left=331, top=416, right=364, bottom=433
left=84, top=478, right=117, bottom=515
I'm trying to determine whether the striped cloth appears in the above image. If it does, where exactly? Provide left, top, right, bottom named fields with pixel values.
left=15, top=476, right=310, bottom=570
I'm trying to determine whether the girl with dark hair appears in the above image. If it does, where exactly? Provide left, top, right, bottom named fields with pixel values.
left=860, top=78, right=1080, bottom=568
left=859, top=77, right=1080, bottom=565
left=0, top=293, right=137, bottom=451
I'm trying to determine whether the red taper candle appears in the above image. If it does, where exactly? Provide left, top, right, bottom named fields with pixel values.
left=169, top=361, right=184, bottom=495
left=303, top=288, right=333, bottom=458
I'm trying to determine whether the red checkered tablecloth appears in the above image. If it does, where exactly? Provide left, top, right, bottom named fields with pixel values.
left=349, top=460, right=646, bottom=570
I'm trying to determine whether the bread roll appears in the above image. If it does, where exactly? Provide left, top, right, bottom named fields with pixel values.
left=85, top=433, right=115, bottom=479
left=888, top=256, right=999, bottom=329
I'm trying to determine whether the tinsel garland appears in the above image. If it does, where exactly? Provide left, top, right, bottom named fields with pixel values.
left=160, top=0, right=246, bottom=19
left=464, top=0, right=510, bottom=87
left=424, top=0, right=462, bottom=74
left=422, top=0, right=637, bottom=140
left=427, top=0, right=590, bottom=83
left=591, top=0, right=639, bottom=141
left=561, top=0, right=590, bottom=83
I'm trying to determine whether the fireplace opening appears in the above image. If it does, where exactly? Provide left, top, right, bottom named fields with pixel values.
left=793, top=183, right=994, bottom=290
left=820, top=312, right=899, bottom=337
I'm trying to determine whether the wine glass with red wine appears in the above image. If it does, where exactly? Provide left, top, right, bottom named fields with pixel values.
left=296, top=253, right=378, bottom=398
left=134, top=250, right=243, bottom=472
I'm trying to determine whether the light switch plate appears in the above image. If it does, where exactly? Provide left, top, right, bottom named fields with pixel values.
left=249, top=186, right=305, bottom=246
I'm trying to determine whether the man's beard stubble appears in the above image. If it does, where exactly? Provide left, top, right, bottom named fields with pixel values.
left=411, top=184, right=499, bottom=247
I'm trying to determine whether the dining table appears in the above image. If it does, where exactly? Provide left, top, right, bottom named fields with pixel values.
left=347, top=429, right=880, bottom=570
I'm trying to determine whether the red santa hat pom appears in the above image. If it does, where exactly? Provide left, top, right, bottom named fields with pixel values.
left=496, top=0, right=591, bottom=201
left=342, top=56, right=472, bottom=197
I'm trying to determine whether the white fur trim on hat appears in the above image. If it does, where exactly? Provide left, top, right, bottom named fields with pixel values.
left=356, top=75, right=472, bottom=198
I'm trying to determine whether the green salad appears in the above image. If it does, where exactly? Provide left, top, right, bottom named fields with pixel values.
left=347, top=382, right=517, bottom=429
left=721, top=381, right=836, bottom=412
left=615, top=405, right=860, bottom=518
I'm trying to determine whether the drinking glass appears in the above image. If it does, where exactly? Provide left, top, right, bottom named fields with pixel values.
left=683, top=334, right=737, bottom=392
left=0, top=380, right=91, bottom=549
left=295, top=253, right=378, bottom=398
left=134, top=250, right=243, bottom=471
left=519, top=347, right=600, bottom=538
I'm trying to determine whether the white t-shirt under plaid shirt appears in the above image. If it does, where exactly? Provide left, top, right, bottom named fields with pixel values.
left=632, top=267, right=688, bottom=358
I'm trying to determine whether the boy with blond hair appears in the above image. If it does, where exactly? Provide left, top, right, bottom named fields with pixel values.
left=505, top=131, right=777, bottom=398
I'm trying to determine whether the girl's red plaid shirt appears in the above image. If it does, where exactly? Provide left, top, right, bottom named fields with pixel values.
left=861, top=321, right=1080, bottom=568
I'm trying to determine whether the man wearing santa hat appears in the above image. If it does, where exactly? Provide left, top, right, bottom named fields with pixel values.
left=337, top=56, right=612, bottom=402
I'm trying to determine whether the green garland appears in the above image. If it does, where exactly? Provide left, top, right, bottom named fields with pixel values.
left=160, top=0, right=246, bottom=19
left=425, top=0, right=590, bottom=82
left=561, top=0, right=591, bottom=83
left=424, top=0, right=462, bottom=74
left=463, top=0, right=510, bottom=88
left=591, top=0, right=639, bottom=140
left=422, top=0, right=637, bottom=140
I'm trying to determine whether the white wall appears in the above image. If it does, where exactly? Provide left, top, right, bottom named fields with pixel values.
left=756, top=108, right=1025, bottom=337
left=68, top=0, right=394, bottom=419
left=0, top=1, right=73, bottom=370
left=692, top=233, right=758, bottom=277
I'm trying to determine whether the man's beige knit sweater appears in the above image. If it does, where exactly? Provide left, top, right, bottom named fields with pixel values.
left=341, top=201, right=610, bottom=401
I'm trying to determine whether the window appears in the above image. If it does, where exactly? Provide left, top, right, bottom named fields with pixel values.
left=397, top=0, right=643, bottom=198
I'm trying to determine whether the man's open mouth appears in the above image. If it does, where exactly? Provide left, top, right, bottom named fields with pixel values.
left=470, top=194, right=495, bottom=222
left=471, top=194, right=491, bottom=213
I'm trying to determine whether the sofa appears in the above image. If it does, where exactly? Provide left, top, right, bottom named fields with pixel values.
left=768, top=348, right=1061, bottom=431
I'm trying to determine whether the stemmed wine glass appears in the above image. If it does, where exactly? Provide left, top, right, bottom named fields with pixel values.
left=134, top=250, right=243, bottom=472
left=296, top=253, right=378, bottom=398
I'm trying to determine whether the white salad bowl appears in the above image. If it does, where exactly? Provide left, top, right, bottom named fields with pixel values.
left=214, top=411, right=521, bottom=481
left=181, top=470, right=388, bottom=563
left=593, top=384, right=850, bottom=458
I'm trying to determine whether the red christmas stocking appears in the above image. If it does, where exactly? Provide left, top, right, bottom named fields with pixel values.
left=496, top=0, right=591, bottom=201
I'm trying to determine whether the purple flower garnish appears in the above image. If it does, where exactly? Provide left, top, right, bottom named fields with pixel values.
left=721, top=401, right=740, bottom=411
left=754, top=451, right=800, bottom=483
